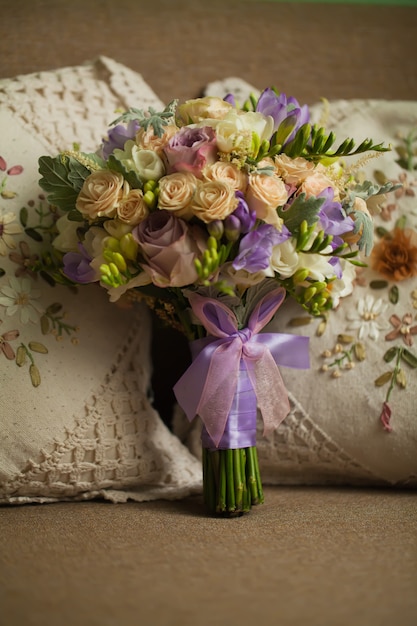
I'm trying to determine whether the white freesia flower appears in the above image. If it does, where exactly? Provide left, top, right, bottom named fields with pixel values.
left=346, top=294, right=390, bottom=340
left=296, top=251, right=336, bottom=282
left=113, top=140, right=165, bottom=182
left=0, top=277, right=43, bottom=324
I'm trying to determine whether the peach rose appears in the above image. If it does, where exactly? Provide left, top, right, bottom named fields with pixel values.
left=117, top=189, right=149, bottom=226
left=299, top=171, right=338, bottom=199
left=136, top=124, right=179, bottom=156
left=158, top=172, right=198, bottom=219
left=191, top=181, right=238, bottom=223
left=274, top=154, right=316, bottom=184
left=76, top=170, right=126, bottom=219
left=203, top=161, right=248, bottom=193
left=246, top=173, right=288, bottom=227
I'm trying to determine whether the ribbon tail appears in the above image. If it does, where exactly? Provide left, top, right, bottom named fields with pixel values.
left=247, top=351, right=291, bottom=436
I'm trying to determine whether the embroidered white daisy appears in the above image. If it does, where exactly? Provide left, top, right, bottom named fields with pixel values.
left=0, top=277, right=43, bottom=324
left=346, top=294, right=389, bottom=340
left=0, top=211, right=23, bottom=255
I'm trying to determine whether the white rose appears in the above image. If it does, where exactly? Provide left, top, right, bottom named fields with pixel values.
left=113, top=140, right=165, bottom=182
left=215, top=110, right=274, bottom=154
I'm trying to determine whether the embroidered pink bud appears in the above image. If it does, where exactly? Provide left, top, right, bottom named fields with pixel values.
left=380, top=401, right=392, bottom=432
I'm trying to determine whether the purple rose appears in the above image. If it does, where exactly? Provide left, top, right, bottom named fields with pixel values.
left=63, top=243, right=97, bottom=283
left=233, top=223, right=290, bottom=273
left=256, top=88, right=310, bottom=143
left=163, top=126, right=218, bottom=179
left=133, top=210, right=206, bottom=287
left=101, top=120, right=140, bottom=160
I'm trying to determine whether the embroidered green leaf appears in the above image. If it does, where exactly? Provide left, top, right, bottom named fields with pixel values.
left=20, top=206, right=28, bottom=227
left=16, top=345, right=27, bottom=367
left=375, top=226, right=389, bottom=238
left=384, top=346, right=399, bottom=363
left=374, top=371, right=393, bottom=386
left=40, top=315, right=50, bottom=335
left=24, top=227, right=43, bottom=242
left=396, top=368, right=407, bottom=389
left=337, top=334, right=355, bottom=344
left=401, top=348, right=417, bottom=369
left=395, top=215, right=407, bottom=230
left=370, top=280, right=389, bottom=290
left=288, top=316, right=312, bottom=327
left=277, top=193, right=323, bottom=233
left=0, top=268, right=5, bottom=278
left=28, top=341, right=48, bottom=354
left=46, top=303, right=63, bottom=314
left=29, top=364, right=41, bottom=387
left=354, top=342, right=366, bottom=361
left=389, top=285, right=399, bottom=304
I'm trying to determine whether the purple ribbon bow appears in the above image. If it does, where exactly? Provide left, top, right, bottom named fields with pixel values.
left=173, top=287, right=310, bottom=448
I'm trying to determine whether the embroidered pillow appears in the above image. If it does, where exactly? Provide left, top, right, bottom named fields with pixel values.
left=0, top=58, right=202, bottom=504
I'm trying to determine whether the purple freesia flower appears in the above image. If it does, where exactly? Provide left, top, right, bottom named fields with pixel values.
left=101, top=120, right=140, bottom=159
left=329, top=256, right=343, bottom=279
left=225, top=191, right=256, bottom=239
left=318, top=187, right=355, bottom=241
left=63, top=243, right=97, bottom=283
left=256, top=88, right=310, bottom=142
left=223, top=93, right=236, bottom=106
left=233, top=223, right=290, bottom=273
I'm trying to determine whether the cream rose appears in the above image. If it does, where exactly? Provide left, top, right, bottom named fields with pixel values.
left=117, top=189, right=149, bottom=226
left=76, top=170, right=126, bottom=219
left=274, top=154, right=316, bottom=185
left=158, top=172, right=198, bottom=219
left=191, top=181, right=238, bottom=223
left=176, top=97, right=233, bottom=125
left=246, top=173, right=288, bottom=227
left=136, top=124, right=179, bottom=156
left=203, top=161, right=248, bottom=193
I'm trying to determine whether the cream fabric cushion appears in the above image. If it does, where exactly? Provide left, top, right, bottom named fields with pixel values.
left=0, top=57, right=202, bottom=504
left=174, top=78, right=417, bottom=487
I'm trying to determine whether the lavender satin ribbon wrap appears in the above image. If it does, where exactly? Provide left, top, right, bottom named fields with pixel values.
left=173, top=287, right=310, bottom=448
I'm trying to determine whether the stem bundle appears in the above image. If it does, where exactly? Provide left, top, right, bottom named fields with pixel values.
left=202, top=446, right=264, bottom=517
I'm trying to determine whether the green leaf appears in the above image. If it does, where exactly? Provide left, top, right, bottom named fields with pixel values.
left=67, top=158, right=92, bottom=193
left=20, top=206, right=28, bottom=227
left=111, top=100, right=178, bottom=138
left=283, top=123, right=311, bottom=158
left=278, top=193, right=324, bottom=234
left=25, top=227, right=43, bottom=242
left=38, top=155, right=79, bottom=212
left=389, top=285, right=399, bottom=304
left=67, top=209, right=85, bottom=222
left=107, top=154, right=143, bottom=189
left=370, top=280, right=388, bottom=289
left=383, top=346, right=398, bottom=363
left=401, top=348, right=417, bottom=369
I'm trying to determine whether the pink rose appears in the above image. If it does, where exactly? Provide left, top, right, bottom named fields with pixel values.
left=133, top=210, right=206, bottom=287
left=163, top=126, right=218, bottom=179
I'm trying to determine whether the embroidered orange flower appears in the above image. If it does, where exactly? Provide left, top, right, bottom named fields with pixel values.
left=370, top=227, right=417, bottom=281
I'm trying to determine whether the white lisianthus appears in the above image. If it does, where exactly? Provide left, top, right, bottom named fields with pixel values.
left=215, top=110, right=274, bottom=154
left=53, top=214, right=81, bottom=252
left=270, top=239, right=299, bottom=278
left=113, top=140, right=165, bottom=182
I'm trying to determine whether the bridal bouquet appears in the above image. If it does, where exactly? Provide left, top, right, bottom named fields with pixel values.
left=38, top=88, right=393, bottom=515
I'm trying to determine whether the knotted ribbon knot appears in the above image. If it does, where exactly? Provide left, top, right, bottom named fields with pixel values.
left=173, top=287, right=310, bottom=448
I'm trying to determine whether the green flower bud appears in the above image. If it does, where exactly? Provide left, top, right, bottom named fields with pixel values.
left=120, top=233, right=138, bottom=261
